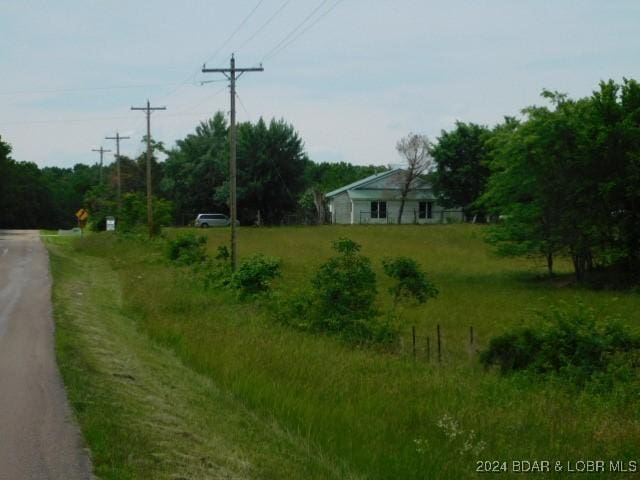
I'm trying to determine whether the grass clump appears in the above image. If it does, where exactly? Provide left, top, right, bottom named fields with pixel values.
left=480, top=303, right=640, bottom=387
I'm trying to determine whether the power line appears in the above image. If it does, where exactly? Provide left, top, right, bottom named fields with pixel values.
left=235, top=0, right=292, bottom=54
left=260, top=0, right=329, bottom=62
left=263, top=0, right=344, bottom=61
left=0, top=111, right=225, bottom=127
left=0, top=82, right=182, bottom=97
left=235, top=92, right=252, bottom=121
left=204, top=0, right=265, bottom=65
left=176, top=85, right=228, bottom=115
left=155, top=0, right=264, bottom=112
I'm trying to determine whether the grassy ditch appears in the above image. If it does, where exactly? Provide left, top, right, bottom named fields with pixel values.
left=48, top=225, right=640, bottom=478
left=46, top=235, right=352, bottom=479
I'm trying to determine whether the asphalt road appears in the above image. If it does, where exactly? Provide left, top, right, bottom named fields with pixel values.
left=0, top=230, right=92, bottom=480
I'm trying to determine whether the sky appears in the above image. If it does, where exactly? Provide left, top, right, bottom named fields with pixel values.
left=1, top=0, right=639, bottom=169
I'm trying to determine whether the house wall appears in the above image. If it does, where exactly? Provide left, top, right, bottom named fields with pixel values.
left=352, top=199, right=461, bottom=224
left=330, top=192, right=352, bottom=224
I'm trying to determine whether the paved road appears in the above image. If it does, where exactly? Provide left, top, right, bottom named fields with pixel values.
left=0, top=230, right=92, bottom=480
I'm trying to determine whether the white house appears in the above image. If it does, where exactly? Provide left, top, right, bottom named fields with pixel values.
left=325, top=168, right=463, bottom=225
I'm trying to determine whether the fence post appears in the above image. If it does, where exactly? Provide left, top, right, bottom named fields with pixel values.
left=412, top=325, right=416, bottom=361
left=437, top=324, right=442, bottom=364
left=469, top=326, right=474, bottom=347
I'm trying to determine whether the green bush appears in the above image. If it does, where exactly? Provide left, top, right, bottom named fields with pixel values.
left=480, top=303, right=640, bottom=386
left=231, top=254, right=281, bottom=297
left=119, top=192, right=174, bottom=234
left=269, top=238, right=400, bottom=345
left=311, top=238, right=377, bottom=328
left=382, top=256, right=438, bottom=305
left=166, top=233, right=207, bottom=265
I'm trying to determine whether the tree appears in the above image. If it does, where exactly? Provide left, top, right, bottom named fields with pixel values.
left=395, top=133, right=434, bottom=224
left=162, top=113, right=229, bottom=222
left=235, top=117, right=309, bottom=224
left=483, top=80, right=640, bottom=282
left=0, top=135, right=54, bottom=228
left=431, top=122, right=491, bottom=221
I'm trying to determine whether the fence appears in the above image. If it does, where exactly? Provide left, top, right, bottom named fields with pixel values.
left=400, top=324, right=479, bottom=364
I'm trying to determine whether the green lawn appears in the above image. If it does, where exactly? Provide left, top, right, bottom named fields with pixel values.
left=46, top=225, right=640, bottom=478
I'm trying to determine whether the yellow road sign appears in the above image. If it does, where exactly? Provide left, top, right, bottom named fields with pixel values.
left=75, top=208, right=89, bottom=221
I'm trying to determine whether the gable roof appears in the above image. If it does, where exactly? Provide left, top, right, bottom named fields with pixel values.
left=325, top=168, right=404, bottom=198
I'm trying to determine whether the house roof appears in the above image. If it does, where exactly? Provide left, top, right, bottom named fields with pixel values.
left=325, top=168, right=404, bottom=198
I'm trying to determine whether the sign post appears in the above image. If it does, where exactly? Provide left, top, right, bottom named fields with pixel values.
left=75, top=208, right=89, bottom=236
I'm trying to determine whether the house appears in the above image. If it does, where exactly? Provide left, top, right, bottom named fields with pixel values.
left=325, top=168, right=463, bottom=224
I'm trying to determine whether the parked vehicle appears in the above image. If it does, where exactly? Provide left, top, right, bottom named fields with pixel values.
left=194, top=213, right=238, bottom=228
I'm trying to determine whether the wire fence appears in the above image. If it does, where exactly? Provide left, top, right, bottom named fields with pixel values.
left=397, top=324, right=480, bottom=364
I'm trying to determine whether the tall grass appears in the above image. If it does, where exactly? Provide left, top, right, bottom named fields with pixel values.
left=73, top=225, right=640, bottom=478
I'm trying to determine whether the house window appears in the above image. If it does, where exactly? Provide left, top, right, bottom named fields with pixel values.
left=370, top=201, right=387, bottom=219
left=419, top=201, right=433, bottom=219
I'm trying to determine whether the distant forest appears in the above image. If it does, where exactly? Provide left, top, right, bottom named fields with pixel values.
left=0, top=112, right=385, bottom=229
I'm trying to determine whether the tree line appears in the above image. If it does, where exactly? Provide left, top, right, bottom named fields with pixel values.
left=0, top=113, right=385, bottom=230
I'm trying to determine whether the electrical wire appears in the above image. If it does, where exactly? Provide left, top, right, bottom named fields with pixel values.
left=204, top=0, right=265, bottom=64
left=158, top=0, right=264, bottom=109
left=263, top=0, right=344, bottom=61
left=235, top=92, right=252, bottom=121
left=0, top=82, right=182, bottom=97
left=235, top=0, right=292, bottom=54
left=176, top=85, right=228, bottom=115
left=260, top=0, right=329, bottom=62
left=0, top=109, right=227, bottom=127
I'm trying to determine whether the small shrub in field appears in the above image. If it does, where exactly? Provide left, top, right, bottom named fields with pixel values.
left=166, top=233, right=207, bottom=265
left=231, top=254, right=281, bottom=297
left=311, top=238, right=377, bottom=327
left=270, top=238, right=399, bottom=345
left=382, top=256, right=438, bottom=305
left=480, top=303, right=640, bottom=386
left=215, top=245, right=230, bottom=263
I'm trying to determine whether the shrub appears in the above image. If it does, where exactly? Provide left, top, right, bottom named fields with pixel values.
left=166, top=233, right=207, bottom=265
left=311, top=238, right=377, bottom=327
left=382, top=256, right=438, bottom=305
left=270, top=238, right=400, bottom=345
left=231, top=254, right=281, bottom=297
left=480, top=303, right=640, bottom=386
left=119, top=193, right=174, bottom=234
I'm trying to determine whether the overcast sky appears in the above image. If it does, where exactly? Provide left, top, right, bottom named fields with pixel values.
left=1, top=0, right=639, bottom=169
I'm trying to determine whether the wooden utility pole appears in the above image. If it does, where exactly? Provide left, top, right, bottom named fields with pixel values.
left=202, top=54, right=263, bottom=270
left=91, top=146, right=111, bottom=184
left=105, top=131, right=130, bottom=213
left=130, top=100, right=166, bottom=237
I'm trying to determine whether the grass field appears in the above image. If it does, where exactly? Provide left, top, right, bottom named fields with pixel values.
left=45, top=225, right=640, bottom=478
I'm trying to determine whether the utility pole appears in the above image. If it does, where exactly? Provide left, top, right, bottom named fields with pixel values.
left=202, top=54, right=263, bottom=270
left=130, top=100, right=166, bottom=237
left=105, top=131, right=130, bottom=213
left=91, top=146, right=111, bottom=184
